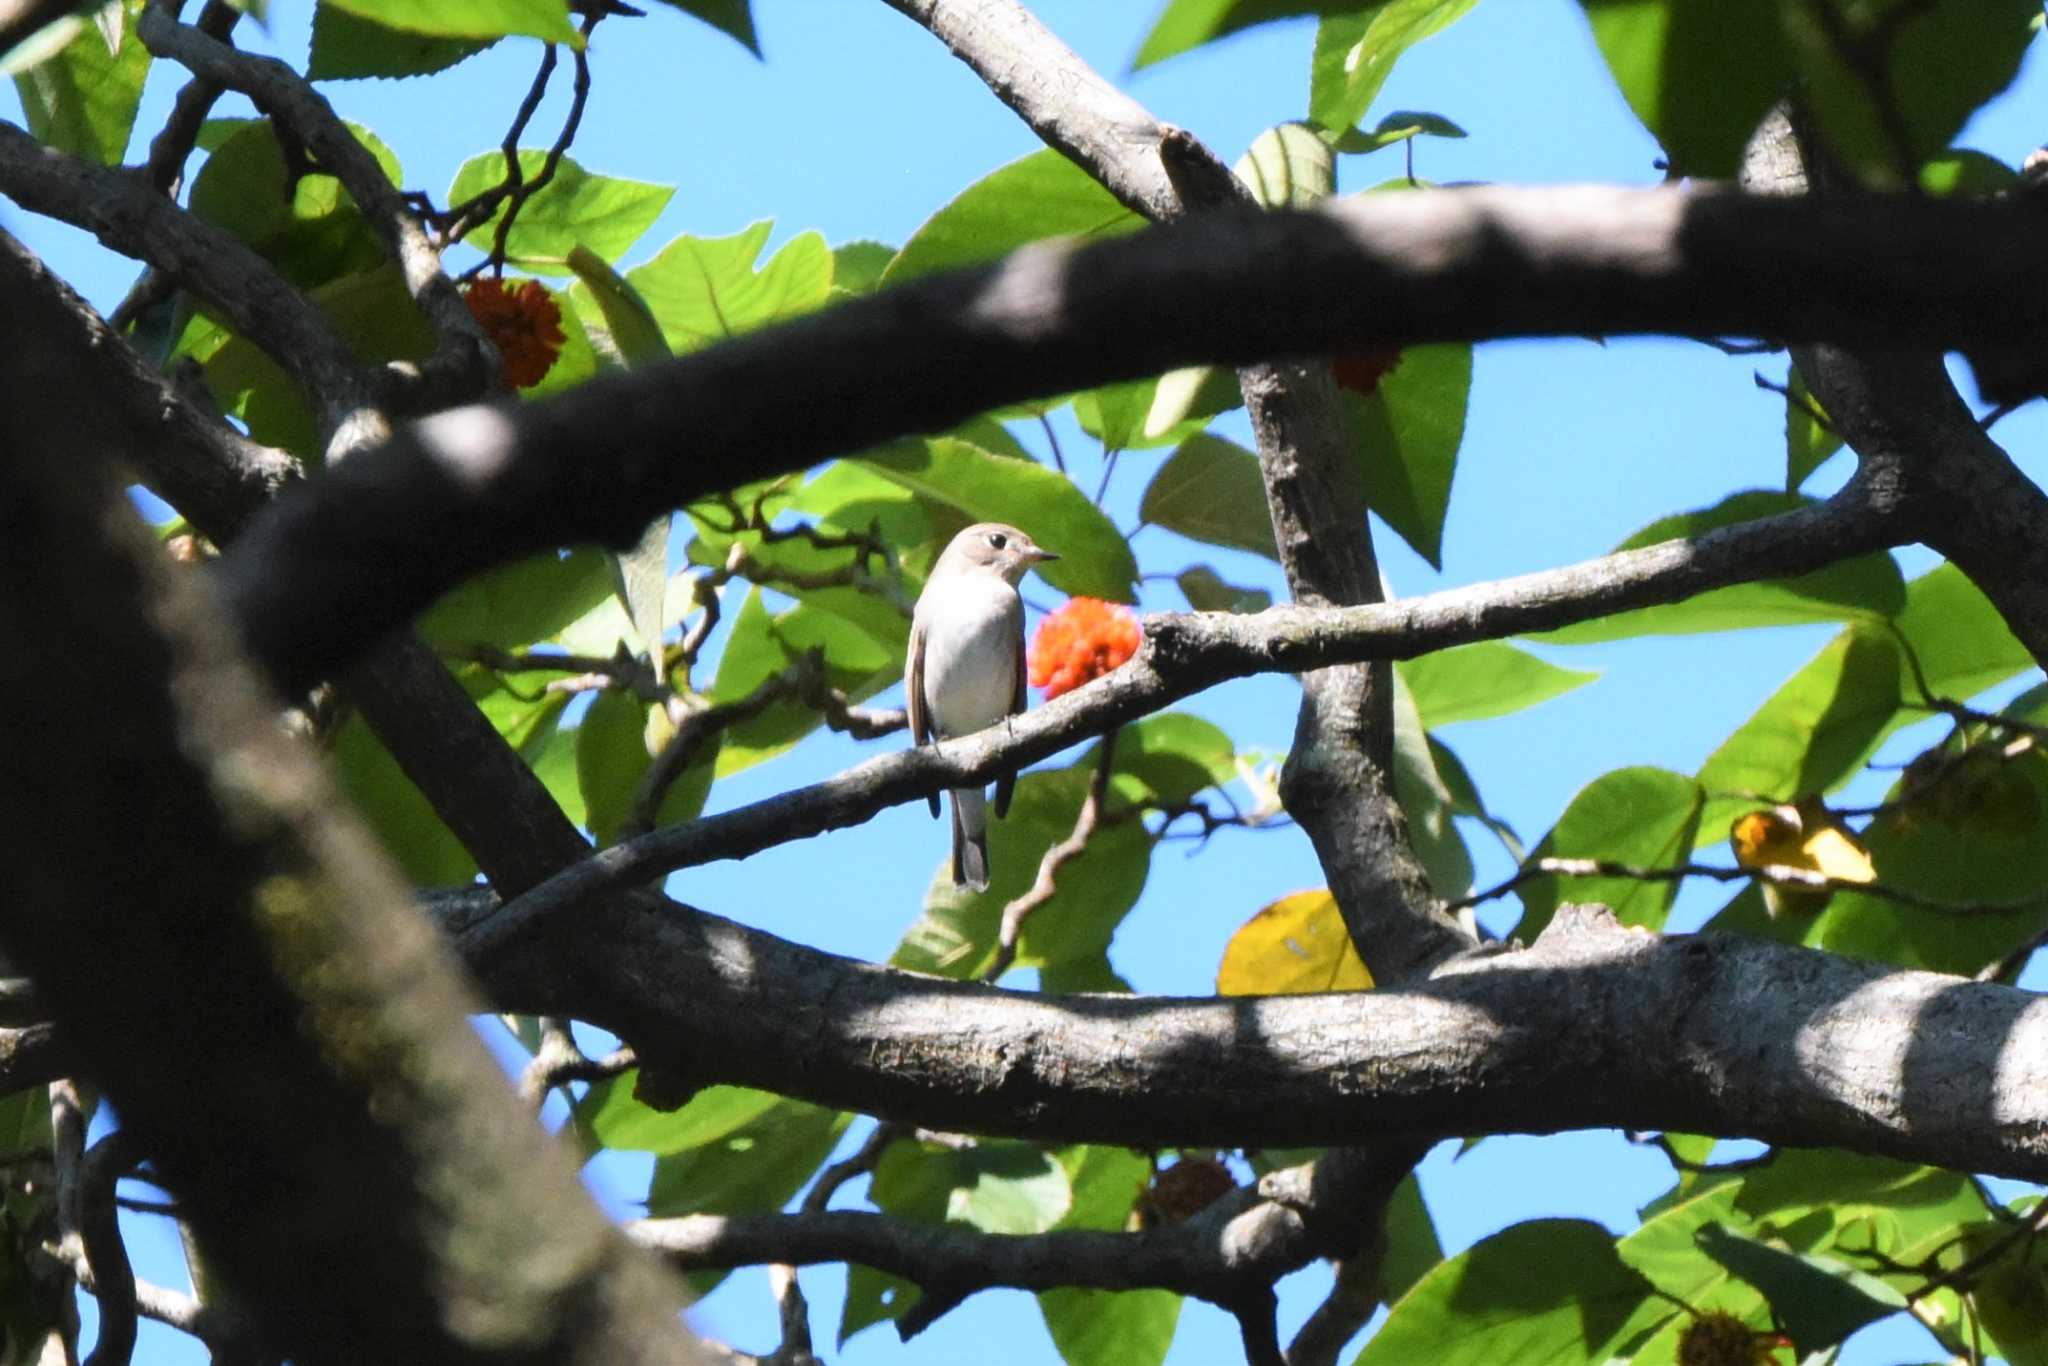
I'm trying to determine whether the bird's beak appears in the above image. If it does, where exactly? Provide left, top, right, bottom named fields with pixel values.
left=1028, top=548, right=1060, bottom=563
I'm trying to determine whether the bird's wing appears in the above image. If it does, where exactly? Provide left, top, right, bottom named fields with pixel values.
left=993, top=596, right=1026, bottom=820
left=906, top=614, right=940, bottom=817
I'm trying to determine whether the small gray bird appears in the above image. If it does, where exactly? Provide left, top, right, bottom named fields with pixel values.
left=905, top=523, right=1059, bottom=891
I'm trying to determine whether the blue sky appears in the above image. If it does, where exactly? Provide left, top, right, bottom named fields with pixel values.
left=7, top=1, right=2046, bottom=1362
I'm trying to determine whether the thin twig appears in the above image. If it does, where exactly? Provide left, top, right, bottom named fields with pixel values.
left=1449, top=854, right=2048, bottom=920
left=518, top=1017, right=635, bottom=1111
left=1753, top=370, right=1836, bottom=435
left=980, top=728, right=1117, bottom=982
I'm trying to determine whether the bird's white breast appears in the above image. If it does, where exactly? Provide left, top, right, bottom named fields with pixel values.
left=916, top=574, right=1021, bottom=739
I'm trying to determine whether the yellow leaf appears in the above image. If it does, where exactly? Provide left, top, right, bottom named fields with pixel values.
left=1729, top=797, right=1874, bottom=919
left=1216, top=890, right=1373, bottom=995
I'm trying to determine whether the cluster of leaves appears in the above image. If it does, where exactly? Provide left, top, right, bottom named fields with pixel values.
left=10, top=0, right=2048, bottom=1363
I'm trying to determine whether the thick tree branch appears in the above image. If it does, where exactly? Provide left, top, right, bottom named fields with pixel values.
left=461, top=898, right=2048, bottom=1181
left=1743, top=109, right=2048, bottom=672
left=196, top=182, right=2048, bottom=689
left=0, top=232, right=700, bottom=1366
left=471, top=484, right=1899, bottom=949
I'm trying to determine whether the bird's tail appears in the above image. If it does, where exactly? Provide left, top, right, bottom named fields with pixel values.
left=950, top=786, right=989, bottom=892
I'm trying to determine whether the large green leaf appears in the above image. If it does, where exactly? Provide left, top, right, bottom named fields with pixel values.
left=1694, top=1223, right=1906, bottom=1354
left=1578, top=0, right=1789, bottom=178
left=12, top=1, right=150, bottom=164
left=1887, top=561, right=2035, bottom=707
left=1309, top=1, right=1481, bottom=136
left=649, top=0, right=757, bottom=54
left=1399, top=642, right=1597, bottom=729
left=1354, top=1219, right=1655, bottom=1366
left=645, top=1095, right=851, bottom=1296
left=1693, top=626, right=1900, bottom=847
left=415, top=547, right=616, bottom=651
left=597, top=220, right=831, bottom=355
left=883, top=148, right=1142, bottom=285
left=575, top=1078, right=780, bottom=1156
left=1038, top=1147, right=1181, bottom=1366
left=1100, top=712, right=1237, bottom=808
left=894, top=767, right=1152, bottom=982
left=574, top=688, right=714, bottom=846
left=1783, top=0, right=2038, bottom=186
left=1234, top=121, right=1335, bottom=208
left=1515, top=767, right=1704, bottom=938
left=1347, top=340, right=1470, bottom=568
left=445, top=152, right=673, bottom=272
left=1139, top=433, right=1277, bottom=560
left=308, top=3, right=495, bottom=80
left=320, top=0, right=577, bottom=44
left=1534, top=492, right=1905, bottom=643
left=330, top=712, right=479, bottom=885
left=187, top=119, right=402, bottom=289
left=861, top=436, right=1137, bottom=600
left=707, top=587, right=899, bottom=777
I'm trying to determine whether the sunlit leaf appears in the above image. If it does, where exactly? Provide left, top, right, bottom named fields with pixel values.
left=1216, top=889, right=1371, bottom=994
left=1399, top=642, right=1597, bottom=729
left=884, top=148, right=1141, bottom=285
left=1309, top=0, right=1481, bottom=135
left=1139, top=433, right=1276, bottom=560
left=446, top=153, right=674, bottom=272
left=1515, top=767, right=1704, bottom=938
left=320, top=0, right=577, bottom=44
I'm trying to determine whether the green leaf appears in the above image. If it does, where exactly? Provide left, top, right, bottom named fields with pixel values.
left=1329, top=109, right=1469, bottom=153
left=1918, top=148, right=2018, bottom=196
left=649, top=0, right=757, bottom=55
left=1140, top=364, right=1243, bottom=441
left=445, top=153, right=674, bottom=273
left=1431, top=734, right=1523, bottom=860
left=646, top=1096, right=850, bottom=1296
left=1038, top=1147, right=1181, bottom=1366
left=186, top=120, right=402, bottom=289
left=319, top=0, right=577, bottom=44
left=1889, top=561, right=2034, bottom=706
left=1380, top=1173, right=1443, bottom=1303
left=1694, top=1223, right=1906, bottom=1354
left=1355, top=1219, right=1654, bottom=1366
left=1693, top=626, right=1900, bottom=848
left=1809, top=746, right=2048, bottom=974
left=1784, top=0, right=2038, bottom=187
left=1176, top=565, right=1273, bottom=614
left=415, top=548, right=616, bottom=652
left=1391, top=669, right=1473, bottom=901
left=1135, top=0, right=1326, bottom=67
left=707, top=588, right=898, bottom=777
left=1533, top=492, right=1905, bottom=643
left=1073, top=376, right=1160, bottom=453
left=1140, top=433, right=1277, bottom=560
left=608, top=220, right=832, bottom=353
left=1784, top=364, right=1843, bottom=493
left=1100, top=712, right=1236, bottom=808
left=308, top=3, right=495, bottom=80
left=1309, top=1, right=1481, bottom=136
left=848, top=1138, right=1071, bottom=1341
left=1615, top=1184, right=1749, bottom=1346
left=884, top=148, right=1142, bottom=285
left=829, top=239, right=896, bottom=298
left=1399, top=642, right=1597, bottom=729
left=575, top=1078, right=780, bottom=1155
left=576, top=690, right=645, bottom=846
left=894, top=768, right=1151, bottom=981
left=861, top=436, right=1137, bottom=600
left=1515, top=767, right=1704, bottom=938
left=12, top=1, right=150, bottom=164
left=1579, top=0, right=1790, bottom=178
left=1347, top=340, right=1470, bottom=568
left=1233, top=121, right=1334, bottom=208
left=330, top=713, right=479, bottom=885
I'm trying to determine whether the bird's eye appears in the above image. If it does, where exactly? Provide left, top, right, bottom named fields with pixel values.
left=988, top=532, right=1008, bottom=549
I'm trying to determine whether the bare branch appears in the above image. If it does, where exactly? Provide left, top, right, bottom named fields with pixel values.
left=981, top=729, right=1117, bottom=982
left=473, top=485, right=1899, bottom=944
left=199, top=181, right=2048, bottom=689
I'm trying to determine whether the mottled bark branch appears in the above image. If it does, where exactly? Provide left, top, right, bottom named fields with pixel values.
left=189, top=182, right=2048, bottom=689
left=461, top=897, right=2048, bottom=1181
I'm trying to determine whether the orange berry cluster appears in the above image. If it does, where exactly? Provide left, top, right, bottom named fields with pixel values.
left=462, top=277, right=566, bottom=389
left=1028, top=597, right=1141, bottom=700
